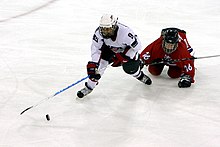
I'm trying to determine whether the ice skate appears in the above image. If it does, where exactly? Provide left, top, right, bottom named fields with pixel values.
left=77, top=82, right=93, bottom=98
left=137, top=72, right=152, bottom=85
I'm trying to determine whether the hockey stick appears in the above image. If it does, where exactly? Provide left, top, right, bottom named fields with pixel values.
left=20, top=75, right=89, bottom=115
left=173, top=54, right=220, bottom=62
left=149, top=54, right=220, bottom=65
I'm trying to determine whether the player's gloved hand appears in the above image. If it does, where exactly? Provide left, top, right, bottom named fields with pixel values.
left=178, top=74, right=192, bottom=88
left=151, top=58, right=163, bottom=65
left=163, top=58, right=174, bottom=64
left=151, top=58, right=175, bottom=65
left=87, top=61, right=101, bottom=82
left=111, top=53, right=130, bottom=67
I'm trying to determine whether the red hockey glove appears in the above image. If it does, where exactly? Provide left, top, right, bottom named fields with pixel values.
left=87, top=61, right=101, bottom=82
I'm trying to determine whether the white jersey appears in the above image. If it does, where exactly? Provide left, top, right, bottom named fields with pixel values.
left=87, top=22, right=142, bottom=89
left=90, top=22, right=142, bottom=62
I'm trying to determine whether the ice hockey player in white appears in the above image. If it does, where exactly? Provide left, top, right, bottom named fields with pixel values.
left=77, top=14, right=152, bottom=98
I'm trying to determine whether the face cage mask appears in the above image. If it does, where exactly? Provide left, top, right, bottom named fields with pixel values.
left=99, top=25, right=116, bottom=38
left=162, top=41, right=178, bottom=54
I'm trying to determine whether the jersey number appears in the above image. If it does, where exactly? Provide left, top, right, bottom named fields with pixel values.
left=128, top=33, right=134, bottom=39
left=128, top=33, right=138, bottom=48
left=184, top=63, right=193, bottom=72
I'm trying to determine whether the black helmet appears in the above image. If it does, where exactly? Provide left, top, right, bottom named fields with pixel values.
left=164, top=29, right=179, bottom=43
left=162, top=29, right=179, bottom=54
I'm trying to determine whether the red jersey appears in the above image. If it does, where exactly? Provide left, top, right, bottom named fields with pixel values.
left=140, top=32, right=195, bottom=82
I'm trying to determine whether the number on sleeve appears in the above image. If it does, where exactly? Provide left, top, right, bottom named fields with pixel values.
left=142, top=52, right=150, bottom=60
left=184, top=63, right=192, bottom=72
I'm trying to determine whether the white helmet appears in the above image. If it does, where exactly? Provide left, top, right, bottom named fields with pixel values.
left=100, top=14, right=118, bottom=28
left=99, top=14, right=118, bottom=38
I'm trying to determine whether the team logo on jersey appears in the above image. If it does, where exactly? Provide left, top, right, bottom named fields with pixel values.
left=110, top=47, right=124, bottom=53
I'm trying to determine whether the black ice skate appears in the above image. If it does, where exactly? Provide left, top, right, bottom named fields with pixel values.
left=77, top=82, right=93, bottom=98
left=137, top=72, right=152, bottom=85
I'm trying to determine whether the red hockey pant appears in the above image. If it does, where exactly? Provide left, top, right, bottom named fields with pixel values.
left=148, top=64, right=182, bottom=78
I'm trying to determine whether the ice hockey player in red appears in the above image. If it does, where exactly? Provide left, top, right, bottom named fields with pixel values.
left=77, top=14, right=152, bottom=98
left=140, top=27, right=195, bottom=88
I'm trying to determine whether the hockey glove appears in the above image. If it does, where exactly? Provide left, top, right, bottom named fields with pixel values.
left=163, top=57, right=175, bottom=64
left=151, top=58, right=176, bottom=65
left=87, top=61, right=101, bottom=82
left=111, top=53, right=130, bottom=67
left=151, top=58, right=163, bottom=65
left=178, top=74, right=192, bottom=88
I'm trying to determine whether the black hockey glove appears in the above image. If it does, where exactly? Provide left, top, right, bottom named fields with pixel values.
left=151, top=58, right=175, bottom=65
left=87, top=61, right=101, bottom=82
left=178, top=74, right=192, bottom=88
left=163, top=58, right=175, bottom=64
left=151, top=58, right=164, bottom=65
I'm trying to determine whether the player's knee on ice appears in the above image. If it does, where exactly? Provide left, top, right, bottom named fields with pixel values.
left=122, top=60, right=140, bottom=74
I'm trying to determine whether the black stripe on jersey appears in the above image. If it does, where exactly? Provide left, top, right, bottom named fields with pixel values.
left=93, top=34, right=98, bottom=43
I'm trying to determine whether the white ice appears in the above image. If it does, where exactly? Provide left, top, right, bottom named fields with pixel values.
left=0, top=0, right=220, bottom=147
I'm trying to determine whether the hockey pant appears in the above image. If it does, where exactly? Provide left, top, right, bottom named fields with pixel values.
left=148, top=64, right=182, bottom=78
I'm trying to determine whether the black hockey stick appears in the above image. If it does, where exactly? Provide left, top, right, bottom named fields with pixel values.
left=149, top=54, right=220, bottom=65
left=20, top=76, right=89, bottom=115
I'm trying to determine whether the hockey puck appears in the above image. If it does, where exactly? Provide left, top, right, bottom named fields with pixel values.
left=46, top=114, right=50, bottom=121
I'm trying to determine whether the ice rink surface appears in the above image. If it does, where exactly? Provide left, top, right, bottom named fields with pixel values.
left=0, top=0, right=220, bottom=146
